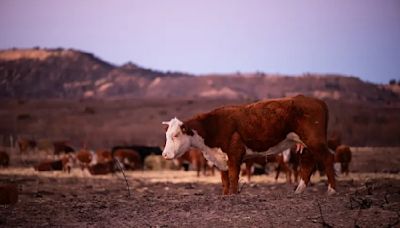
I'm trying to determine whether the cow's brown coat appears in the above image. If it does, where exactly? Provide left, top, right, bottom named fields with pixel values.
left=181, top=95, right=335, bottom=194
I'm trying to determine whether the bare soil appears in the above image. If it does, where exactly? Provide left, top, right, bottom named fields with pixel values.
left=1, top=148, right=400, bottom=227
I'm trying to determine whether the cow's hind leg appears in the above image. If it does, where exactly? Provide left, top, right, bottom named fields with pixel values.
left=323, top=150, right=336, bottom=195
left=227, top=132, right=245, bottom=194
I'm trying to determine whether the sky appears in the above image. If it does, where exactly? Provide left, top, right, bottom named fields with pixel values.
left=0, top=0, right=399, bottom=83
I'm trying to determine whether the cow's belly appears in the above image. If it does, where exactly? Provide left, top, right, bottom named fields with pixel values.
left=242, top=136, right=286, bottom=153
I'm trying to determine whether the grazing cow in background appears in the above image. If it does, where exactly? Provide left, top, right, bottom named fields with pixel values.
left=176, top=147, right=213, bottom=177
left=60, top=154, right=74, bottom=173
left=335, top=145, right=352, bottom=175
left=0, top=184, right=18, bottom=205
left=0, top=151, right=10, bottom=167
left=162, top=95, right=335, bottom=195
left=75, top=149, right=93, bottom=171
left=111, top=145, right=162, bottom=168
left=113, top=149, right=142, bottom=170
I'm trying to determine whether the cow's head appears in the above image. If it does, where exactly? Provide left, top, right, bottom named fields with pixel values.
left=162, top=117, right=192, bottom=160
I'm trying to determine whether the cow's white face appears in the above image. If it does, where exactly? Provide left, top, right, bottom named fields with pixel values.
left=162, top=118, right=191, bottom=160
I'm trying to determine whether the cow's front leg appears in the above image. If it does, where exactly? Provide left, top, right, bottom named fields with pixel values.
left=228, top=132, right=245, bottom=194
left=221, top=171, right=229, bottom=195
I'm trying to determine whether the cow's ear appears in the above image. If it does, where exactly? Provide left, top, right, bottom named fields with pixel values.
left=181, top=124, right=194, bottom=136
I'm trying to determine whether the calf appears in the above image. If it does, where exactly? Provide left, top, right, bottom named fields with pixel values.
left=0, top=184, right=18, bottom=205
left=335, top=145, right=352, bottom=175
left=162, top=95, right=335, bottom=195
left=0, top=151, right=10, bottom=167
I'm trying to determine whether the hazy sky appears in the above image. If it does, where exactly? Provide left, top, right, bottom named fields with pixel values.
left=0, top=0, right=399, bottom=83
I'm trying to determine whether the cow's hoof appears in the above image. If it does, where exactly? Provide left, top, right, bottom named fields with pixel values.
left=294, top=179, right=306, bottom=194
left=327, top=185, right=336, bottom=195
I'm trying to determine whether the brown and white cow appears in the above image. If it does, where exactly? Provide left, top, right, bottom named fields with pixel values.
left=75, top=149, right=93, bottom=171
left=162, top=95, right=336, bottom=195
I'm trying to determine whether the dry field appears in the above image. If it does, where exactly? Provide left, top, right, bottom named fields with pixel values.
left=1, top=148, right=399, bottom=227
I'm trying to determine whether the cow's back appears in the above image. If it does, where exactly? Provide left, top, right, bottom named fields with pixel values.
left=233, top=95, right=329, bottom=152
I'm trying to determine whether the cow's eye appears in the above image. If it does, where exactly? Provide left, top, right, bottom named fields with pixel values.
left=173, top=133, right=180, bottom=138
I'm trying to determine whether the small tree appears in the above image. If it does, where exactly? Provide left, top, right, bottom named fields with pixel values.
left=389, top=79, right=396, bottom=85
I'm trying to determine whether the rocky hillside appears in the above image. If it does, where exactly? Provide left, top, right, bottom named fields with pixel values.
left=0, top=48, right=398, bottom=104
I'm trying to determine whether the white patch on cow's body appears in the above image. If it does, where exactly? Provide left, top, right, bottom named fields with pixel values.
left=191, top=131, right=228, bottom=171
left=282, top=148, right=291, bottom=163
left=295, top=179, right=307, bottom=194
left=327, top=184, right=336, bottom=195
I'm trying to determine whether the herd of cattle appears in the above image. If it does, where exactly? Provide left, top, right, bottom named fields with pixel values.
left=0, top=135, right=351, bottom=205
left=0, top=135, right=351, bottom=179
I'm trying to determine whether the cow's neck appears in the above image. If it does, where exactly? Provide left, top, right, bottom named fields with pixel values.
left=190, top=131, right=228, bottom=171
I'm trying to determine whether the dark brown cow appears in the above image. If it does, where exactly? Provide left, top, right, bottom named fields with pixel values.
left=162, top=95, right=335, bottom=195
left=53, top=141, right=75, bottom=155
left=0, top=184, right=18, bottom=205
left=0, top=151, right=10, bottom=167
left=88, top=160, right=115, bottom=175
left=34, top=159, right=64, bottom=171
left=335, top=145, right=352, bottom=175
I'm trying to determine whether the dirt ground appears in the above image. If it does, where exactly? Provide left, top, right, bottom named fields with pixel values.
left=1, top=148, right=400, bottom=227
